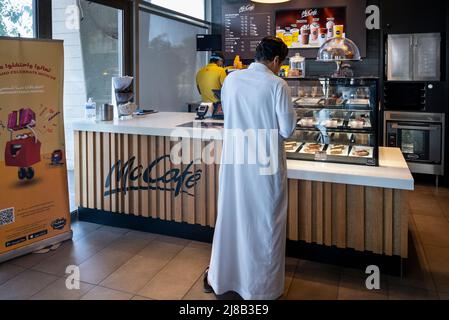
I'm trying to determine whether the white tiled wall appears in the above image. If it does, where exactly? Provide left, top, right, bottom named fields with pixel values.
left=52, top=0, right=87, bottom=171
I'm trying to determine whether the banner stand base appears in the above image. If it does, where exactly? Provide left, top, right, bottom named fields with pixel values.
left=0, top=230, right=73, bottom=264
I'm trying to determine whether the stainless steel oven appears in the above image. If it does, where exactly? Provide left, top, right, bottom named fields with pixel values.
left=385, top=111, right=445, bottom=176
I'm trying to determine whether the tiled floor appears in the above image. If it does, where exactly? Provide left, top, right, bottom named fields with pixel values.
left=1, top=184, right=449, bottom=300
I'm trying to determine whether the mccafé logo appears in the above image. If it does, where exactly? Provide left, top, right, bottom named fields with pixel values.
left=104, top=155, right=202, bottom=197
left=239, top=4, right=255, bottom=14
left=301, top=9, right=318, bottom=18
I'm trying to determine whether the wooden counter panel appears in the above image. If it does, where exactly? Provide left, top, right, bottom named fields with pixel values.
left=75, top=131, right=409, bottom=258
left=286, top=179, right=408, bottom=258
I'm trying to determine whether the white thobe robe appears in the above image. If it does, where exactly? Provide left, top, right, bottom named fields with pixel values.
left=208, top=62, right=297, bottom=300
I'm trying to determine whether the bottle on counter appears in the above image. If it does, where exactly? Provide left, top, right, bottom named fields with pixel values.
left=85, top=97, right=96, bottom=120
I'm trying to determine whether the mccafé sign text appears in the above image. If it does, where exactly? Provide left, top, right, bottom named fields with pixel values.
left=104, top=155, right=202, bottom=197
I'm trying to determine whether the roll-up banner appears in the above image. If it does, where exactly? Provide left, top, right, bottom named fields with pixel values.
left=0, top=37, right=72, bottom=263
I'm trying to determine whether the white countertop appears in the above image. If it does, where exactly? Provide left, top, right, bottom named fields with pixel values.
left=72, top=112, right=414, bottom=190
left=287, top=148, right=414, bottom=190
left=72, top=112, right=221, bottom=138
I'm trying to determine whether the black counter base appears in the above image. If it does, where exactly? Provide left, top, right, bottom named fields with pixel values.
left=78, top=207, right=404, bottom=277
left=78, top=208, right=214, bottom=243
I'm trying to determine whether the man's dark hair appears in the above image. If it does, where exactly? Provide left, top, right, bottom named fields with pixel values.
left=210, top=51, right=225, bottom=63
left=255, top=36, right=289, bottom=63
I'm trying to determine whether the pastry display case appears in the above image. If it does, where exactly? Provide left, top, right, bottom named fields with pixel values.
left=285, top=77, right=379, bottom=166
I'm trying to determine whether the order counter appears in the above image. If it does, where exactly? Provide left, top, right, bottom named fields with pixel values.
left=72, top=112, right=413, bottom=259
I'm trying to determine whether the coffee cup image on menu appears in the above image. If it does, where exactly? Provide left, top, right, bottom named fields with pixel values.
left=319, top=28, right=328, bottom=45
left=291, top=28, right=300, bottom=43
left=276, top=29, right=285, bottom=40
left=300, top=25, right=310, bottom=45
left=275, top=29, right=286, bottom=42
left=310, top=23, right=320, bottom=43
left=326, top=20, right=335, bottom=39
left=334, top=25, right=344, bottom=38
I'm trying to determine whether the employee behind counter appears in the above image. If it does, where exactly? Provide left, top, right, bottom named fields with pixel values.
left=196, top=51, right=227, bottom=103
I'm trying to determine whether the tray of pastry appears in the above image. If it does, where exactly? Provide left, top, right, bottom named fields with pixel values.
left=320, top=118, right=344, bottom=128
left=348, top=118, right=372, bottom=129
left=347, top=98, right=370, bottom=106
left=295, top=97, right=323, bottom=106
left=326, top=144, right=350, bottom=156
left=349, top=146, right=374, bottom=158
left=317, top=97, right=346, bottom=107
left=297, top=117, right=318, bottom=127
left=284, top=141, right=302, bottom=153
left=299, top=143, right=325, bottom=154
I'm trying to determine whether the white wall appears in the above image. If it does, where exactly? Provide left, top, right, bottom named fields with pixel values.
left=52, top=0, right=87, bottom=171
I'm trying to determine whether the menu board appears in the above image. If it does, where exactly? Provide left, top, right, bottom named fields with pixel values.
left=223, top=3, right=273, bottom=59
left=275, top=7, right=346, bottom=49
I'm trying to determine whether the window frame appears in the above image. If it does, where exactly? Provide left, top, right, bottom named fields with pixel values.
left=42, top=0, right=133, bottom=78
left=135, top=1, right=211, bottom=104
left=41, top=0, right=211, bottom=103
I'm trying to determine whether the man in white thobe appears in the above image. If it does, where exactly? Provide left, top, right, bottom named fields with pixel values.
left=205, top=37, right=297, bottom=300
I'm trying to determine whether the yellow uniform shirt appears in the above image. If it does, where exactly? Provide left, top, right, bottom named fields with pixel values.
left=196, top=63, right=227, bottom=103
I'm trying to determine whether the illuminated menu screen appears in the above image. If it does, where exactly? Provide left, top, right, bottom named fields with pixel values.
left=223, top=3, right=273, bottom=59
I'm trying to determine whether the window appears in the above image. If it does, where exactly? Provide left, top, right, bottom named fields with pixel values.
left=150, top=0, right=205, bottom=20
left=52, top=0, right=123, bottom=211
left=139, top=10, right=208, bottom=112
left=0, top=0, right=34, bottom=37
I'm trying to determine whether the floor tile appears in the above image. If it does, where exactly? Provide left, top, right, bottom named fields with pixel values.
left=0, top=263, right=25, bottom=285
left=77, top=248, right=134, bottom=285
left=138, top=246, right=210, bottom=300
left=104, top=233, right=153, bottom=255
left=286, top=277, right=339, bottom=300
left=294, top=260, right=341, bottom=284
left=423, top=245, right=449, bottom=293
left=280, top=257, right=299, bottom=299
left=0, top=270, right=58, bottom=300
left=413, top=185, right=436, bottom=195
left=81, top=286, right=133, bottom=300
left=432, top=187, right=449, bottom=198
left=7, top=250, right=58, bottom=269
left=125, top=230, right=159, bottom=240
left=182, top=274, right=217, bottom=300
left=76, top=229, right=123, bottom=248
left=387, top=261, right=435, bottom=292
left=297, top=260, right=341, bottom=273
left=436, top=197, right=449, bottom=222
left=338, top=272, right=388, bottom=300
left=100, top=241, right=184, bottom=294
left=286, top=260, right=340, bottom=300
left=71, top=221, right=102, bottom=241
left=388, top=283, right=439, bottom=300
left=154, top=234, right=191, bottom=246
left=30, top=277, right=94, bottom=300
left=408, top=193, right=443, bottom=217
left=137, top=240, right=186, bottom=259
left=97, top=225, right=130, bottom=235
left=32, top=239, right=102, bottom=276
left=396, top=219, right=438, bottom=291
left=414, top=215, right=449, bottom=247
left=132, top=295, right=153, bottom=300
left=187, top=240, right=212, bottom=250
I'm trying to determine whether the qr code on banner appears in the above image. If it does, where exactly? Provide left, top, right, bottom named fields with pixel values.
left=0, top=207, right=15, bottom=226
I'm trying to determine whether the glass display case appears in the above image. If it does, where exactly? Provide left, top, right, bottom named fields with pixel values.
left=285, top=77, right=379, bottom=166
